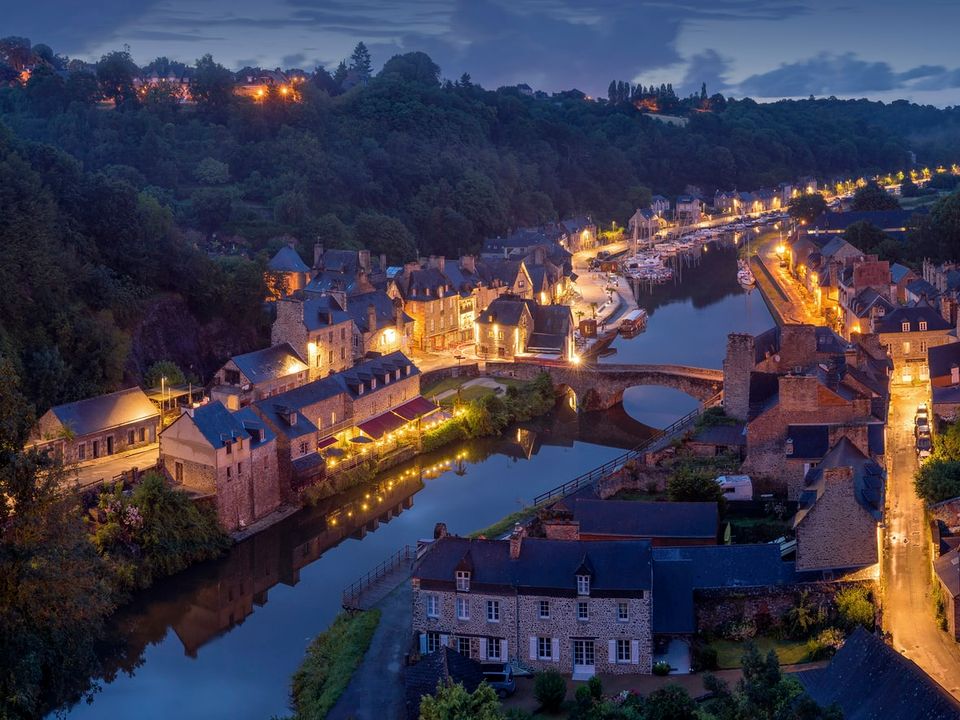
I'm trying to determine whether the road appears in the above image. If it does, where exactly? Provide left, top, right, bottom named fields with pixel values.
left=755, top=234, right=823, bottom=326
left=70, top=444, right=159, bottom=488
left=884, top=383, right=960, bottom=698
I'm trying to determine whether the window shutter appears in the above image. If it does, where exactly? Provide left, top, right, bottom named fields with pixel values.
left=440, top=634, right=448, bottom=648
left=551, top=638, right=560, bottom=662
left=419, top=634, right=427, bottom=654
left=608, top=640, right=616, bottom=663
left=529, top=637, right=537, bottom=660
left=501, top=640, right=508, bottom=661
left=631, top=640, right=639, bottom=665
left=479, top=638, right=488, bottom=660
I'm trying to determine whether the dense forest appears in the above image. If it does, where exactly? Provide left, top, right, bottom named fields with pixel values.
left=2, top=38, right=960, bottom=415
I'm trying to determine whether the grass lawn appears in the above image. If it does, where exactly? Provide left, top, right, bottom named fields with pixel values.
left=422, top=376, right=468, bottom=398
left=710, top=636, right=810, bottom=669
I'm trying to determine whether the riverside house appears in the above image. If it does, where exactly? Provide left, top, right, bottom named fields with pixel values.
left=874, top=302, right=953, bottom=384
left=209, top=342, right=309, bottom=410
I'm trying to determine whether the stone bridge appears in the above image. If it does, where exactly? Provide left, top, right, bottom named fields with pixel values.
left=487, top=361, right=724, bottom=411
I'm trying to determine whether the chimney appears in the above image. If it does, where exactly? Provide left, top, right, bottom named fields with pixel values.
left=367, top=303, right=377, bottom=332
left=460, top=255, right=476, bottom=273
left=395, top=299, right=404, bottom=332
left=534, top=245, right=546, bottom=265
left=314, top=242, right=324, bottom=268
left=509, top=524, right=525, bottom=560
left=434, top=522, right=448, bottom=539
left=358, top=250, right=371, bottom=274
left=544, top=519, right=580, bottom=541
left=380, top=253, right=387, bottom=273
left=952, top=365, right=959, bottom=386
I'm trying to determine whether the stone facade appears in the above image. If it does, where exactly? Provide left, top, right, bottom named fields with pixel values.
left=878, top=325, right=953, bottom=384
left=271, top=297, right=355, bottom=378
left=795, top=467, right=879, bottom=571
left=722, top=334, right=755, bottom=421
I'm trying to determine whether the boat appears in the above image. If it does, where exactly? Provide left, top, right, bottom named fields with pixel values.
left=618, top=309, right=648, bottom=337
left=737, top=266, right=756, bottom=288
left=655, top=241, right=679, bottom=255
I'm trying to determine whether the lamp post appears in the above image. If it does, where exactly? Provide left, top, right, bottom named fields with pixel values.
left=160, top=376, right=167, bottom=428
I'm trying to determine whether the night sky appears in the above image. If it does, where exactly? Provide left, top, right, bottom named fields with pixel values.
left=8, top=0, right=960, bottom=105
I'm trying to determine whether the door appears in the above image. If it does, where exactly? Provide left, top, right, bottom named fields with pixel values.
left=92, top=440, right=99, bottom=459
left=572, top=640, right=595, bottom=678
left=106, top=436, right=114, bottom=455
left=175, top=462, right=184, bottom=484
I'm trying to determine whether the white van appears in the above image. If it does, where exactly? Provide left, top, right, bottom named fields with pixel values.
left=715, top=475, right=753, bottom=501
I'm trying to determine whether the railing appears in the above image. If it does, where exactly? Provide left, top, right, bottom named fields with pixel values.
left=342, top=544, right=417, bottom=609
left=531, top=397, right=720, bottom=506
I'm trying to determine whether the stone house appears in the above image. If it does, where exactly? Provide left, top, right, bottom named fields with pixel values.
left=674, top=195, right=702, bottom=224
left=650, top=195, right=670, bottom=217
left=346, top=290, right=413, bottom=360
left=628, top=208, right=663, bottom=241
left=543, top=499, right=718, bottom=546
left=391, top=257, right=473, bottom=352
left=209, top=342, right=309, bottom=409
left=412, top=526, right=654, bottom=678
left=305, top=246, right=381, bottom=297
left=475, top=296, right=575, bottom=361
left=875, top=302, right=953, bottom=384
left=556, top=217, right=597, bottom=252
left=265, top=242, right=311, bottom=300
left=836, top=257, right=892, bottom=338
left=929, top=342, right=960, bottom=420
left=840, top=287, right=895, bottom=339
left=890, top=263, right=919, bottom=304
left=793, top=438, right=884, bottom=572
left=713, top=190, right=739, bottom=215
left=159, top=402, right=282, bottom=531
left=272, top=292, right=357, bottom=378
left=29, top=387, right=160, bottom=464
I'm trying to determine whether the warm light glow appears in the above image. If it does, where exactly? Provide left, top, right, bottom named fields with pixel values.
left=570, top=354, right=581, bottom=365
left=384, top=327, right=397, bottom=343
left=776, top=244, right=786, bottom=255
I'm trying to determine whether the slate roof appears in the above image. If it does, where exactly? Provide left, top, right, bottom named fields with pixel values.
left=477, top=296, right=533, bottom=326
left=298, top=293, right=352, bottom=331
left=814, top=326, right=851, bottom=355
left=415, top=536, right=653, bottom=592
left=934, top=385, right=960, bottom=406
left=820, top=237, right=858, bottom=259
left=46, top=387, right=159, bottom=437
left=874, top=303, right=951, bottom=334
left=906, top=278, right=940, bottom=299
left=849, top=287, right=895, bottom=318
left=690, top=423, right=746, bottom=447
left=787, top=424, right=830, bottom=459
left=267, top=245, right=310, bottom=273
left=929, top=342, right=960, bottom=380
left=348, top=291, right=412, bottom=334
left=934, top=547, right=960, bottom=598
left=572, top=499, right=718, bottom=540
left=232, top=407, right=276, bottom=447
left=890, top=263, right=914, bottom=284
left=753, top=327, right=780, bottom=363
left=809, top=209, right=927, bottom=234
left=795, top=437, right=884, bottom=526
left=188, top=401, right=247, bottom=449
left=405, top=648, right=485, bottom=720
left=795, top=627, right=960, bottom=720
left=230, top=343, right=307, bottom=385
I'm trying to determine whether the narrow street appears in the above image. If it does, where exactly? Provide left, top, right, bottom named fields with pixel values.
left=883, top=383, right=960, bottom=698
left=70, top=444, right=159, bottom=489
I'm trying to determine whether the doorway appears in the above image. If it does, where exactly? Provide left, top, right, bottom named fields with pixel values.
left=572, top=639, right=595, bottom=679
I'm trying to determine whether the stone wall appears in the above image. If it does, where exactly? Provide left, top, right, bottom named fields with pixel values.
left=722, top=333, right=755, bottom=421
left=35, top=411, right=159, bottom=465
left=420, top=363, right=480, bottom=391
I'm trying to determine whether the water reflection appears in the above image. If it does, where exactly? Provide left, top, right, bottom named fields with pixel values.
left=60, top=404, right=647, bottom=719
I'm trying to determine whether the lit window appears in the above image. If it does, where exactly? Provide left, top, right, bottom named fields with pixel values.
left=577, top=601, right=589, bottom=621
left=577, top=575, right=590, bottom=596
left=426, top=594, right=439, bottom=618
left=539, top=600, right=550, bottom=619
left=456, top=571, right=470, bottom=592
left=538, top=637, right=553, bottom=660
left=457, top=597, right=469, bottom=620
left=486, top=600, right=500, bottom=622
left=617, top=602, right=629, bottom=622
left=920, top=321, right=928, bottom=331
left=902, top=321, right=910, bottom=332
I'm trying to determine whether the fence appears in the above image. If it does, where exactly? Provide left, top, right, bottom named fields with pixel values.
left=342, top=544, right=417, bottom=610
left=531, top=395, right=720, bottom=506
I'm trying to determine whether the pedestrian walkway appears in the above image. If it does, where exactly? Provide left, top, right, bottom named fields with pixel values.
left=328, top=582, right=413, bottom=720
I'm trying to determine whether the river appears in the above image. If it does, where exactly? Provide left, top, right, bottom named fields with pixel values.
left=57, top=237, right=771, bottom=719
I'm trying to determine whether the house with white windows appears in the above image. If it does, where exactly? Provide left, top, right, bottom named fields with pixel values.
left=411, top=525, right=653, bottom=679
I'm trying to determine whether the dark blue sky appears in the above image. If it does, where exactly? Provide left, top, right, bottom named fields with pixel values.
left=8, top=0, right=960, bottom=104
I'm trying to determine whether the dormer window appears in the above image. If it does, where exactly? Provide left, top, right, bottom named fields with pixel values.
left=456, top=571, right=471, bottom=592
left=371, top=378, right=377, bottom=390
left=577, top=574, right=590, bottom=596
left=358, top=383, right=364, bottom=395
left=920, top=321, right=928, bottom=331
left=902, top=321, right=910, bottom=332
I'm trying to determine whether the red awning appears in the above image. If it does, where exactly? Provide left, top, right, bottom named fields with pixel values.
left=358, top=410, right=408, bottom=439
left=391, top=396, right=440, bottom=422
left=317, top=436, right=337, bottom=450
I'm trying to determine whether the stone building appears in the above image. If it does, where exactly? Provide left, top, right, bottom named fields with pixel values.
left=209, top=342, right=309, bottom=409
left=793, top=438, right=884, bottom=572
left=265, top=242, right=311, bottom=299
left=159, top=402, right=282, bottom=531
left=413, top=526, right=653, bottom=678
left=272, top=293, right=356, bottom=378
left=29, top=387, right=160, bottom=464
left=305, top=246, right=381, bottom=297
left=542, top=499, right=718, bottom=546
left=475, top=296, right=575, bottom=361
left=875, top=302, right=953, bottom=384
left=929, top=342, right=960, bottom=420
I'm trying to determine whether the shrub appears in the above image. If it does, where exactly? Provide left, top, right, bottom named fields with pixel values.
left=692, top=643, right=718, bottom=672
left=784, top=591, right=820, bottom=639
left=834, top=586, right=875, bottom=631
left=534, top=670, right=567, bottom=713
left=587, top=675, right=603, bottom=700
left=652, top=660, right=672, bottom=676
left=718, top=618, right=757, bottom=641
left=805, top=627, right=845, bottom=661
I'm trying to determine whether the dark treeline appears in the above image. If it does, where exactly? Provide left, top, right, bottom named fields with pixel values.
left=2, top=39, right=960, bottom=413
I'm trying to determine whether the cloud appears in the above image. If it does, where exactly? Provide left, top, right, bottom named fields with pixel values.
left=896, top=64, right=946, bottom=82
left=679, top=50, right=732, bottom=97
left=281, top=52, right=308, bottom=68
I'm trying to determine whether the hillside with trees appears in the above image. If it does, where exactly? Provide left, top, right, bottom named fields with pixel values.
left=1, top=36, right=960, bottom=414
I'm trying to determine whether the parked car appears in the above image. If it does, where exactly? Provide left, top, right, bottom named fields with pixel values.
left=916, top=418, right=931, bottom=436
left=917, top=435, right=932, bottom=455
left=480, top=662, right=516, bottom=698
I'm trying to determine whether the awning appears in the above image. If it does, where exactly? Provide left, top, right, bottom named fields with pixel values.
left=391, top=396, right=440, bottom=422
left=357, top=411, right=407, bottom=439
left=317, top=436, right=337, bottom=450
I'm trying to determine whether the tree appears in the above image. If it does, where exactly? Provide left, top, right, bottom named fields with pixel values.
left=349, top=42, right=372, bottom=78
left=353, top=212, right=417, bottom=263
left=667, top=465, right=724, bottom=504
left=96, top=49, right=139, bottom=107
left=458, top=72, right=472, bottom=89
left=192, top=187, right=234, bottom=234
left=914, top=458, right=960, bottom=503
left=533, top=670, right=566, bottom=713
left=645, top=684, right=697, bottom=720
left=788, top=193, right=828, bottom=223
left=851, top=181, right=900, bottom=211
left=332, top=60, right=348, bottom=86
left=144, top=360, right=186, bottom=389
left=192, top=54, right=234, bottom=115
left=380, top=52, right=441, bottom=87
left=419, top=680, right=503, bottom=720
left=900, top=177, right=920, bottom=197
left=842, top=221, right=888, bottom=255
left=834, top=585, right=875, bottom=630
left=193, top=157, right=230, bottom=185
left=0, top=36, right=32, bottom=70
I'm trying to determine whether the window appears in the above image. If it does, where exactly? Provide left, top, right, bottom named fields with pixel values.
left=537, top=637, right=553, bottom=660
left=486, top=637, right=501, bottom=660
left=426, top=594, right=439, bottom=618
left=457, top=597, right=469, bottom=620
left=920, top=341, right=928, bottom=354
left=577, top=601, right=589, bottom=621
left=486, top=600, right=500, bottom=623
left=902, top=321, right=910, bottom=332
left=498, top=331, right=504, bottom=341
left=426, top=632, right=441, bottom=653
left=616, top=639, right=631, bottom=663
left=456, top=571, right=471, bottom=592
left=457, top=637, right=471, bottom=657
left=139, top=427, right=146, bottom=442
left=225, top=441, right=232, bottom=455
left=577, top=575, right=591, bottom=596
left=127, top=429, right=135, bottom=444
left=920, top=321, right=928, bottom=331
left=617, top=602, right=629, bottom=622
left=328, top=350, right=334, bottom=364
left=340, top=327, right=346, bottom=340
left=226, top=466, right=232, bottom=479
left=77, top=443, right=86, bottom=461
left=539, top=600, right=550, bottom=619
left=299, top=441, right=308, bottom=454
left=903, top=341, right=911, bottom=354
left=340, top=347, right=345, bottom=360
left=328, top=331, right=333, bottom=343
left=237, top=461, right=243, bottom=476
